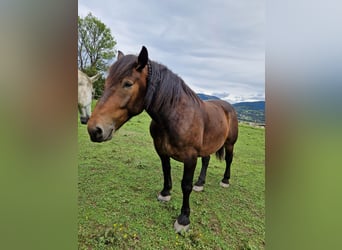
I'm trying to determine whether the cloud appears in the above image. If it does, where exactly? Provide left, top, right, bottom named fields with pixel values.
left=79, top=0, right=264, bottom=103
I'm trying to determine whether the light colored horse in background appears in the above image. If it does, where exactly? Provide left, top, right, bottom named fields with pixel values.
left=78, top=70, right=100, bottom=124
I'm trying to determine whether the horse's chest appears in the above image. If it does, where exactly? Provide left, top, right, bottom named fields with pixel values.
left=150, top=125, right=200, bottom=161
left=152, top=129, right=178, bottom=153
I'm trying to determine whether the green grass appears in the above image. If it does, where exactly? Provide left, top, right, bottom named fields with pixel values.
left=78, top=106, right=265, bottom=249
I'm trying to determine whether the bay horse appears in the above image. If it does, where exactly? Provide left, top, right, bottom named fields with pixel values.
left=78, top=70, right=100, bottom=124
left=87, top=46, right=238, bottom=232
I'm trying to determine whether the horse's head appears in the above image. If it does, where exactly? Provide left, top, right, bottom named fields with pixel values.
left=78, top=70, right=96, bottom=124
left=87, top=46, right=149, bottom=142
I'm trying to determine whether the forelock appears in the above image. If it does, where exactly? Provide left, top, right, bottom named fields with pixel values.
left=107, top=55, right=137, bottom=87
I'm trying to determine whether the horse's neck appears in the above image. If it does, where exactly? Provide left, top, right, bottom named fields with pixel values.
left=145, top=87, right=199, bottom=127
left=145, top=61, right=203, bottom=126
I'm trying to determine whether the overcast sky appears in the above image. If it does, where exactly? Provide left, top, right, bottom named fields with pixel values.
left=78, top=0, right=264, bottom=103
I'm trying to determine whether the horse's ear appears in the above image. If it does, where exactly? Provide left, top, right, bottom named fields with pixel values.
left=89, top=73, right=100, bottom=84
left=118, top=51, right=124, bottom=60
left=136, top=46, right=148, bottom=71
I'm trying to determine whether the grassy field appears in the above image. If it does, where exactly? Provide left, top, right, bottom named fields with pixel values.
left=78, top=106, right=265, bottom=249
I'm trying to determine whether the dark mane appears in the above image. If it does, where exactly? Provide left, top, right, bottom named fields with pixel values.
left=145, top=60, right=202, bottom=113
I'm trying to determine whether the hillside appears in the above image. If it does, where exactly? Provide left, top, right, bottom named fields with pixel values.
left=233, top=101, right=265, bottom=125
left=197, top=93, right=265, bottom=125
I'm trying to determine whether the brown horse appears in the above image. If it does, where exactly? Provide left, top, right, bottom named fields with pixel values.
left=87, top=46, right=238, bottom=232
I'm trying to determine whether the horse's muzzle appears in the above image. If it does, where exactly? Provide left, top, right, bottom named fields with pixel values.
left=88, top=126, right=103, bottom=142
left=80, top=116, right=89, bottom=125
left=87, top=124, right=114, bottom=142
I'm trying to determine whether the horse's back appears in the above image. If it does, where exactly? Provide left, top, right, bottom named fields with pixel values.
left=205, top=99, right=235, bottom=114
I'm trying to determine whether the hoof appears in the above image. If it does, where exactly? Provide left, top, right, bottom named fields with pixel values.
left=193, top=185, right=204, bottom=192
left=174, top=220, right=190, bottom=233
left=220, top=181, right=230, bottom=188
left=157, top=193, right=171, bottom=202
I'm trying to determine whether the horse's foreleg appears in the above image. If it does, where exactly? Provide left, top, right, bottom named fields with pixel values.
left=193, top=156, right=210, bottom=192
left=157, top=155, right=172, bottom=202
left=174, top=156, right=197, bottom=232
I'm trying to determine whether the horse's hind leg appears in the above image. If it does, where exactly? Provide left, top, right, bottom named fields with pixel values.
left=193, top=156, right=210, bottom=192
left=157, top=155, right=172, bottom=202
left=220, top=144, right=234, bottom=188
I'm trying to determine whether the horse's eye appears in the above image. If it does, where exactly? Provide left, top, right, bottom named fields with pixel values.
left=123, top=81, right=133, bottom=88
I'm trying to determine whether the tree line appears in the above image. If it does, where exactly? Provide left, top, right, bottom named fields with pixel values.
left=78, top=13, right=116, bottom=99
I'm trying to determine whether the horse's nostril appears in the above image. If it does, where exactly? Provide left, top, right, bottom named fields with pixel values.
left=80, top=116, right=89, bottom=125
left=88, top=125, right=104, bottom=142
left=95, top=126, right=103, bottom=135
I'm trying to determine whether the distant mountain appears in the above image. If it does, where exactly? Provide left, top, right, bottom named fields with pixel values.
left=197, top=93, right=220, bottom=100
left=232, top=101, right=265, bottom=124
left=233, top=101, right=265, bottom=110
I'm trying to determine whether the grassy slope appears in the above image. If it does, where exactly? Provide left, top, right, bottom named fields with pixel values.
left=78, top=109, right=265, bottom=249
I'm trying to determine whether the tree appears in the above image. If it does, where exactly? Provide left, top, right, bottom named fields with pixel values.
left=78, top=13, right=116, bottom=98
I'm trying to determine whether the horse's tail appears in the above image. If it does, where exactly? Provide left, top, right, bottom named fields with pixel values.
left=215, top=146, right=225, bottom=161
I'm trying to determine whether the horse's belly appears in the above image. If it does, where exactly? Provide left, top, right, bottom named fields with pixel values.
left=150, top=119, right=226, bottom=162
left=199, top=141, right=225, bottom=157
left=199, top=129, right=229, bottom=156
